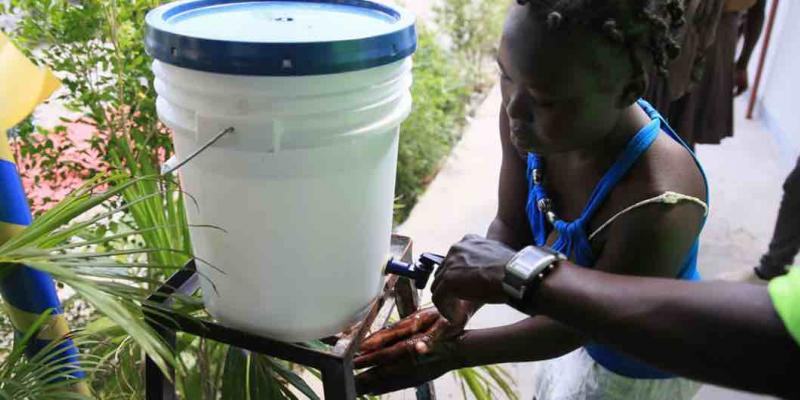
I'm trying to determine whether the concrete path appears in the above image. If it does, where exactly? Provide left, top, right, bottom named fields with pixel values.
left=395, top=84, right=792, bottom=399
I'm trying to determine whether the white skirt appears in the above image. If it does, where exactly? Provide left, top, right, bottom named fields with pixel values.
left=532, top=348, right=701, bottom=400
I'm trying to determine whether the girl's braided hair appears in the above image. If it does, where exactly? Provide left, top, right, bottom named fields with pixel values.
left=518, top=0, right=686, bottom=77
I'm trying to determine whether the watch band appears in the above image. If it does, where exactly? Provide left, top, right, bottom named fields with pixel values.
left=503, top=246, right=564, bottom=313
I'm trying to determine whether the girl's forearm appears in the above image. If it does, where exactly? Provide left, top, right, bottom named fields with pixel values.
left=456, top=316, right=583, bottom=367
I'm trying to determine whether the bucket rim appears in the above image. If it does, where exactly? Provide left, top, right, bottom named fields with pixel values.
left=144, top=0, right=417, bottom=76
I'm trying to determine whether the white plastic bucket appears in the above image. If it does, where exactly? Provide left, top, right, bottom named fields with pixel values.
left=146, top=0, right=416, bottom=341
left=153, top=57, right=413, bottom=341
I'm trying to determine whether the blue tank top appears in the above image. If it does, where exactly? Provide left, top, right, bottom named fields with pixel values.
left=525, top=99, right=708, bottom=379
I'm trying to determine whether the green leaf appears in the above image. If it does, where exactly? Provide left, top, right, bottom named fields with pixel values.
left=0, top=328, right=94, bottom=399
left=221, top=348, right=288, bottom=400
left=457, top=368, right=491, bottom=400
left=482, top=365, right=518, bottom=400
left=269, top=360, right=320, bottom=400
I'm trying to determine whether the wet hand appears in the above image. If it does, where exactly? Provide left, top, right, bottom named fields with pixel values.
left=432, top=234, right=515, bottom=323
left=354, top=308, right=463, bottom=368
left=354, top=308, right=466, bottom=395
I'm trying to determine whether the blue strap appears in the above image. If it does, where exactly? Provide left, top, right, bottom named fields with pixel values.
left=526, top=156, right=549, bottom=247
left=550, top=220, right=595, bottom=266
left=579, top=118, right=661, bottom=220
left=526, top=112, right=661, bottom=262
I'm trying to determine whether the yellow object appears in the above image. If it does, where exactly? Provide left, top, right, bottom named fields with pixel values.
left=4, top=302, right=71, bottom=341
left=0, top=31, right=61, bottom=139
left=0, top=220, right=25, bottom=244
left=769, top=267, right=800, bottom=347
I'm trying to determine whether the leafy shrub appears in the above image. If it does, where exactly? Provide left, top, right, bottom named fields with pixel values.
left=394, top=25, right=471, bottom=222
left=393, top=0, right=506, bottom=223
left=435, top=0, right=507, bottom=89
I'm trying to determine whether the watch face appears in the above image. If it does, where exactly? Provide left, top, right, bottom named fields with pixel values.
left=507, top=246, right=561, bottom=281
left=508, top=257, right=538, bottom=278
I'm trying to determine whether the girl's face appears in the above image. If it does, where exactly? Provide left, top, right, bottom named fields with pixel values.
left=499, top=5, right=641, bottom=154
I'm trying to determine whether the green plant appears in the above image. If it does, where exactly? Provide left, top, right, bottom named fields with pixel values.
left=394, top=26, right=471, bottom=222
left=0, top=311, right=95, bottom=399
left=393, top=0, right=507, bottom=222
left=0, top=175, right=185, bottom=377
left=455, top=365, right=519, bottom=400
left=434, top=0, right=507, bottom=88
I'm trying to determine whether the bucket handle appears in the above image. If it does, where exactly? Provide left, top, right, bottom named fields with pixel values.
left=162, top=127, right=235, bottom=175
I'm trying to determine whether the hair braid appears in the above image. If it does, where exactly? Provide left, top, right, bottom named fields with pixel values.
left=516, top=0, right=687, bottom=77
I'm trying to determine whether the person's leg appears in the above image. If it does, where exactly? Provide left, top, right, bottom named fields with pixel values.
left=756, top=156, right=800, bottom=279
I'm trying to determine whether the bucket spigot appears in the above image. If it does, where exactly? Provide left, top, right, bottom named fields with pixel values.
left=385, top=253, right=445, bottom=289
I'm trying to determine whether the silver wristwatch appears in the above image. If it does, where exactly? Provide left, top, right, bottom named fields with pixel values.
left=502, top=246, right=565, bottom=310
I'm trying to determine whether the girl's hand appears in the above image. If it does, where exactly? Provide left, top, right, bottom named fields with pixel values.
left=354, top=307, right=465, bottom=368
left=355, top=308, right=466, bottom=395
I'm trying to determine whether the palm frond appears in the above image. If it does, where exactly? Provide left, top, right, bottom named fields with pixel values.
left=0, top=311, right=95, bottom=399
left=0, top=174, right=190, bottom=380
left=453, top=364, right=518, bottom=400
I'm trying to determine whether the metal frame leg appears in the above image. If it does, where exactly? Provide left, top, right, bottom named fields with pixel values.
left=321, top=359, right=356, bottom=400
left=145, top=323, right=177, bottom=400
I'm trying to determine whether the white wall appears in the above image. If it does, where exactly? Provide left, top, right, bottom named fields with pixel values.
left=754, top=0, right=800, bottom=164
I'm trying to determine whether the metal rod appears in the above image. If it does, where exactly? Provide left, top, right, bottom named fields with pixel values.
left=147, top=260, right=200, bottom=304
left=145, top=316, right=177, bottom=400
left=145, top=306, right=343, bottom=369
left=322, top=359, right=357, bottom=400
left=162, top=127, right=234, bottom=175
left=747, top=0, right=780, bottom=119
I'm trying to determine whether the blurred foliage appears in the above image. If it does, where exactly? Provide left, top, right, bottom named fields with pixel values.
left=394, top=26, right=471, bottom=222
left=394, top=0, right=506, bottom=222
left=435, top=0, right=507, bottom=89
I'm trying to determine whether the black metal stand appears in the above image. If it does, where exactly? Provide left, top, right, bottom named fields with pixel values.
left=144, top=235, right=435, bottom=400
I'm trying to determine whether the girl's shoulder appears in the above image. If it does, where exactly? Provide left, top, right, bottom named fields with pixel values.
left=625, top=132, right=705, bottom=201
left=589, top=132, right=707, bottom=235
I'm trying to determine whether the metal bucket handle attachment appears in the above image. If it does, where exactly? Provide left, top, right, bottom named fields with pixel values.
left=161, top=126, right=235, bottom=175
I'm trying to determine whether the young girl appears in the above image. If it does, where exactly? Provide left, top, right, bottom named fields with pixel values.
left=356, top=1, right=708, bottom=399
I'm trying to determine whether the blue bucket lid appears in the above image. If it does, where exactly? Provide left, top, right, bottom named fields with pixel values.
left=145, top=0, right=417, bottom=76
